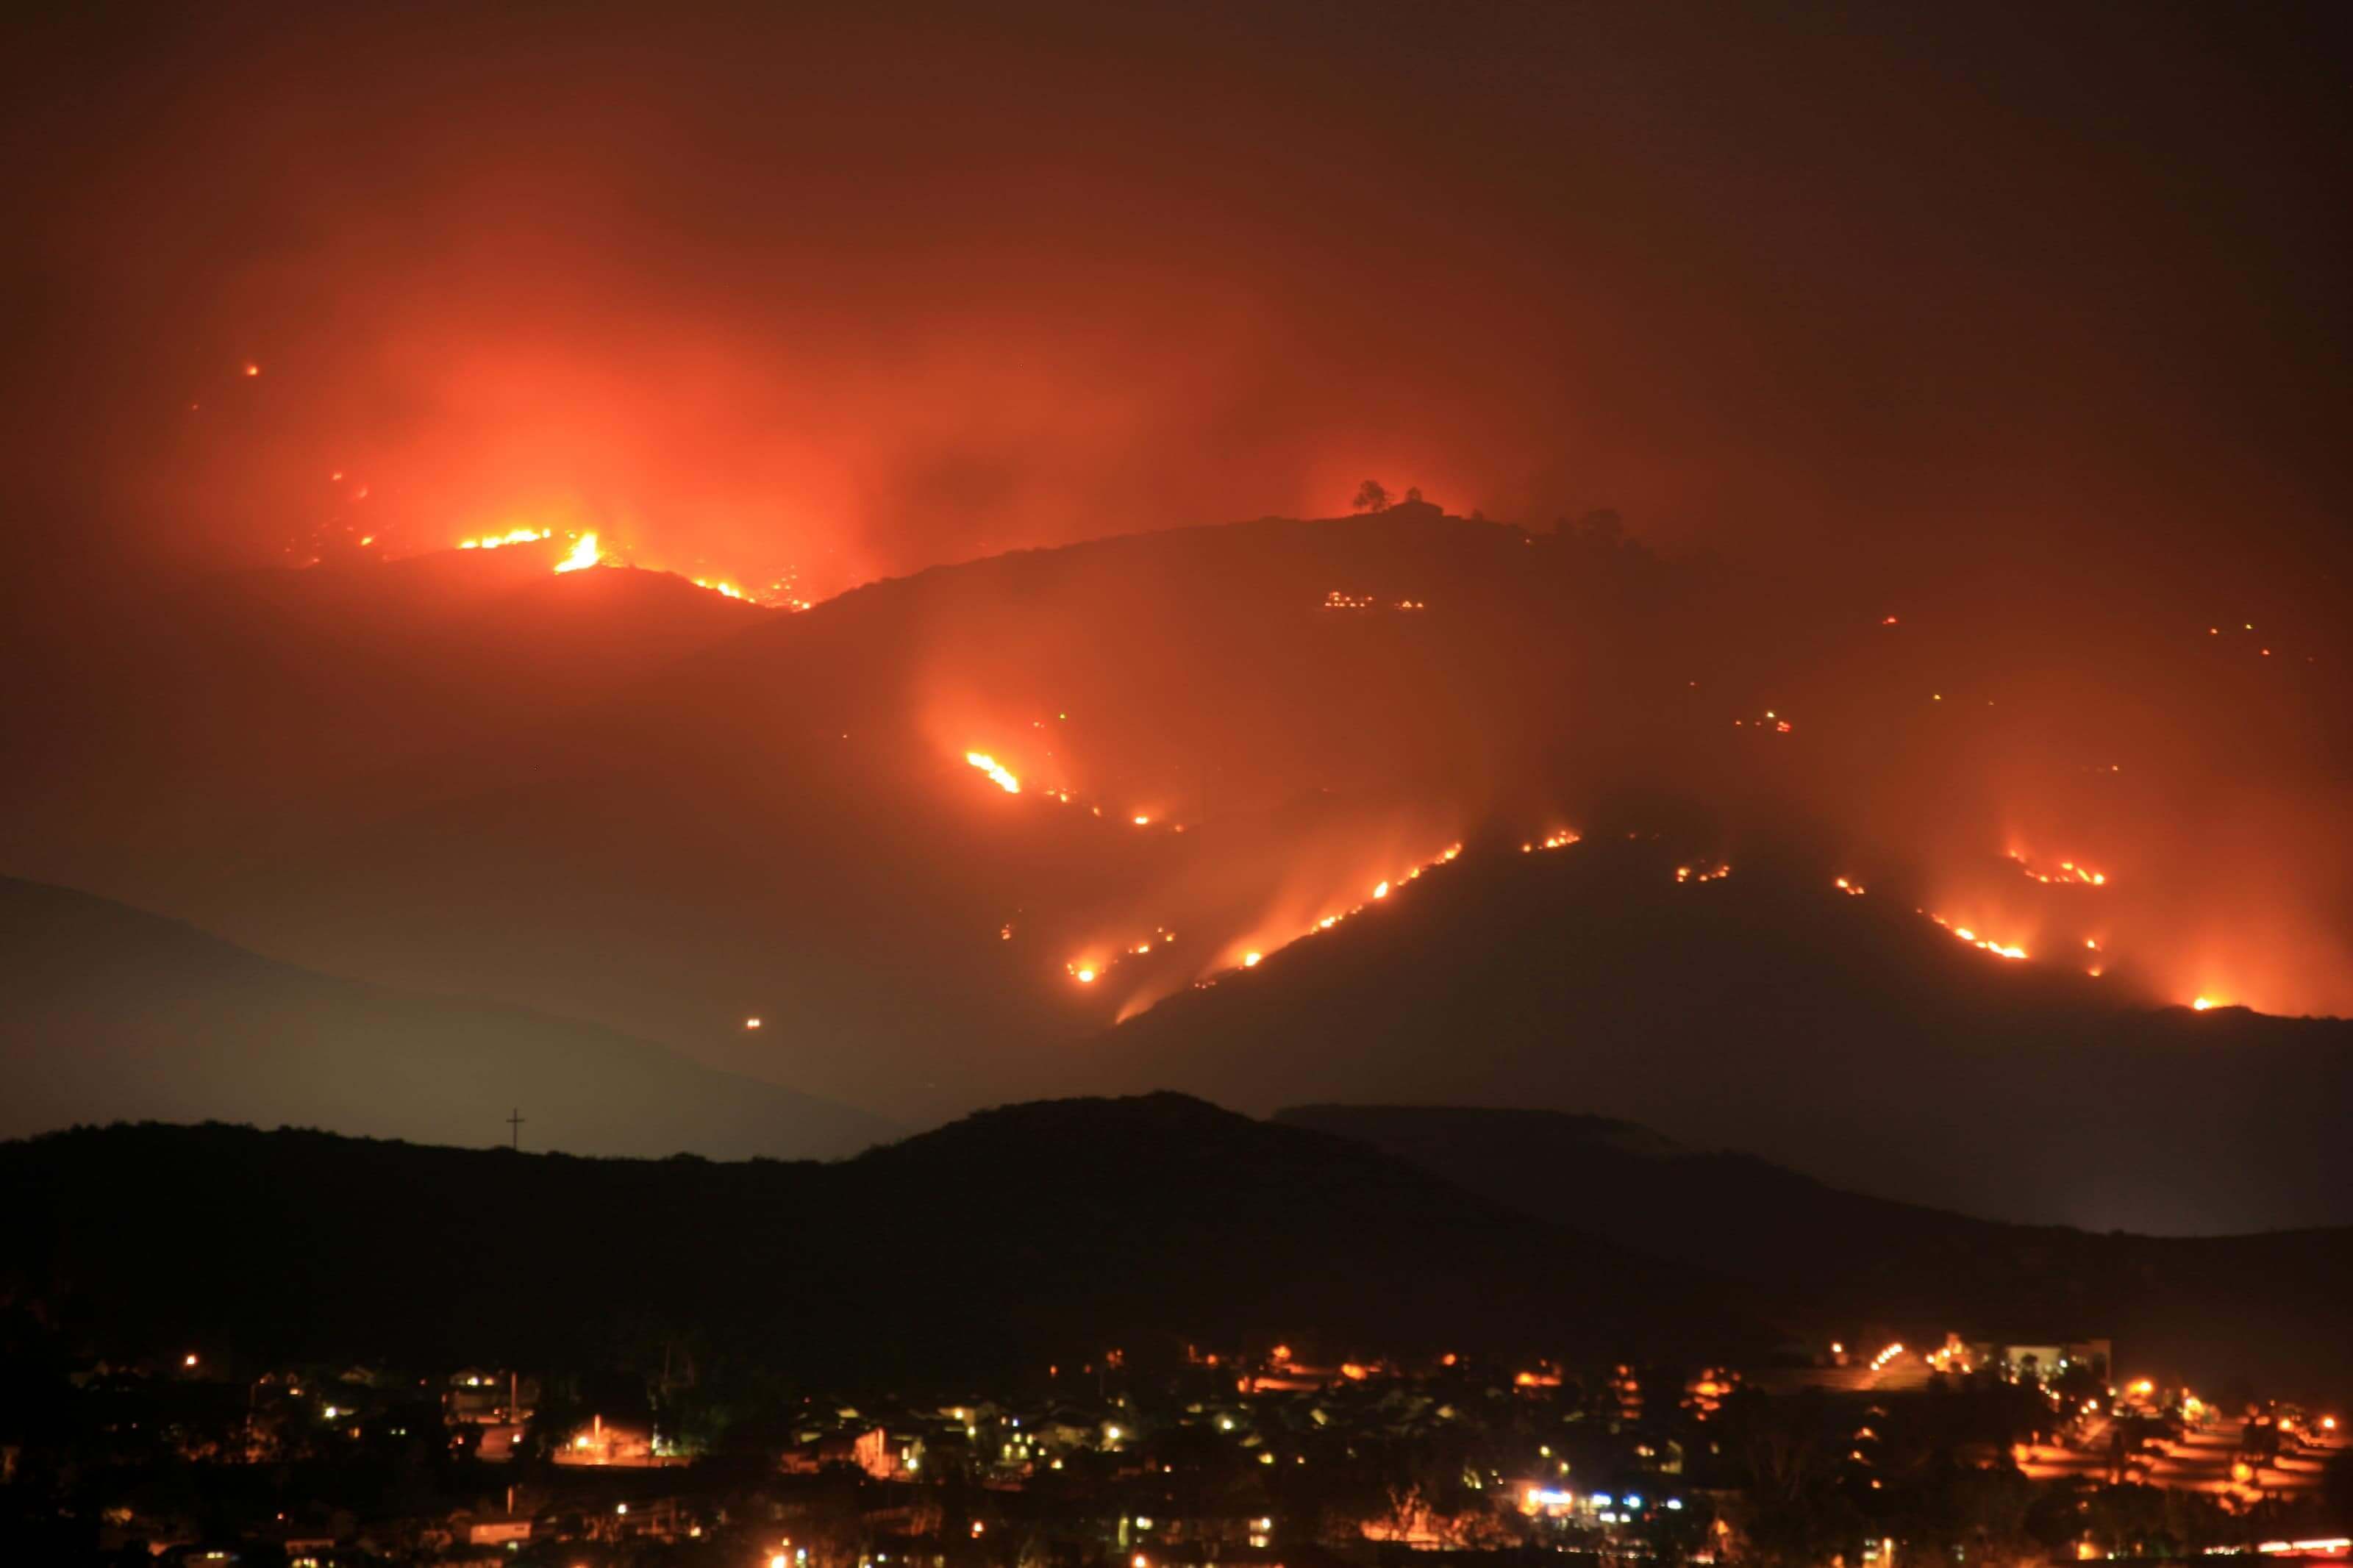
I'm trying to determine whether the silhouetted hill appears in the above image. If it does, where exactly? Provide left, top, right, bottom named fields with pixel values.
left=1278, top=1103, right=2353, bottom=1406
left=0, top=1096, right=1766, bottom=1379
left=0, top=876, right=892, bottom=1159
left=1093, top=837, right=2353, bottom=1234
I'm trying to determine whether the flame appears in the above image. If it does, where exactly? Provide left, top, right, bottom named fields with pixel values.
left=693, top=578, right=749, bottom=601
left=1927, top=912, right=2028, bottom=960
left=459, top=526, right=553, bottom=551
left=964, top=751, right=1021, bottom=793
left=2191, top=996, right=2217, bottom=1011
left=1522, top=829, right=1581, bottom=853
left=1833, top=876, right=1867, bottom=895
left=2010, top=852, right=2110, bottom=887
left=554, top=532, right=603, bottom=572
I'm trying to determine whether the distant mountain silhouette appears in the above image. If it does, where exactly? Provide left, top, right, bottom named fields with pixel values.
left=0, top=1095, right=1765, bottom=1378
left=1279, top=1103, right=2353, bottom=1403
left=1094, top=837, right=2353, bottom=1235
left=0, top=876, right=892, bottom=1159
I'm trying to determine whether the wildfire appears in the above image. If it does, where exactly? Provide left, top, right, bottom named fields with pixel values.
left=554, top=532, right=603, bottom=573
left=1833, top=876, right=1866, bottom=895
left=1676, top=863, right=1731, bottom=884
left=2191, top=996, right=2218, bottom=1011
left=459, top=526, right=554, bottom=551
left=1522, top=829, right=1581, bottom=853
left=1927, top=912, right=2028, bottom=960
left=964, top=752, right=1021, bottom=793
left=693, top=578, right=749, bottom=601
left=2010, top=853, right=2109, bottom=887
left=1181, top=845, right=1468, bottom=996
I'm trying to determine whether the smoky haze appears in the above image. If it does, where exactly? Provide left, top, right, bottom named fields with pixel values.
left=5, top=3, right=2346, bottom=601
left=1, top=1, right=2351, bottom=1201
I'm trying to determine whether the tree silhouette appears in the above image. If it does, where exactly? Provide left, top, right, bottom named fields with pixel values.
left=1352, top=479, right=1391, bottom=513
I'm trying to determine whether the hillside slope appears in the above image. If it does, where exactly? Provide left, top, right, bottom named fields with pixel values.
left=0, top=549, right=766, bottom=909
left=1093, top=838, right=2353, bottom=1234
left=0, top=876, right=892, bottom=1159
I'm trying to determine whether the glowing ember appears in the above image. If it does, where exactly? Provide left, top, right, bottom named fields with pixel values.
left=1071, top=964, right=1098, bottom=984
left=1522, top=829, right=1581, bottom=853
left=554, top=532, right=603, bottom=572
left=1371, top=880, right=1390, bottom=899
left=964, top=751, right=1022, bottom=793
left=1242, top=951, right=1263, bottom=967
left=743, top=1017, right=762, bottom=1029
left=1833, top=876, right=1866, bottom=895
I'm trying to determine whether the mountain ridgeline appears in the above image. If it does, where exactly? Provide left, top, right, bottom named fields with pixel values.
left=1277, top=1103, right=2353, bottom=1405
left=0, top=1096, right=1763, bottom=1381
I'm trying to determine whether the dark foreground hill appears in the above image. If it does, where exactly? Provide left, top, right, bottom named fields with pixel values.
left=0, top=876, right=892, bottom=1159
left=1093, top=837, right=2353, bottom=1235
left=1279, top=1104, right=2353, bottom=1407
left=0, top=1095, right=1765, bottom=1381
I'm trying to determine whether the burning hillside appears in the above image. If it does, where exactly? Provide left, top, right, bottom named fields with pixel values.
left=4, top=503, right=2347, bottom=1234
